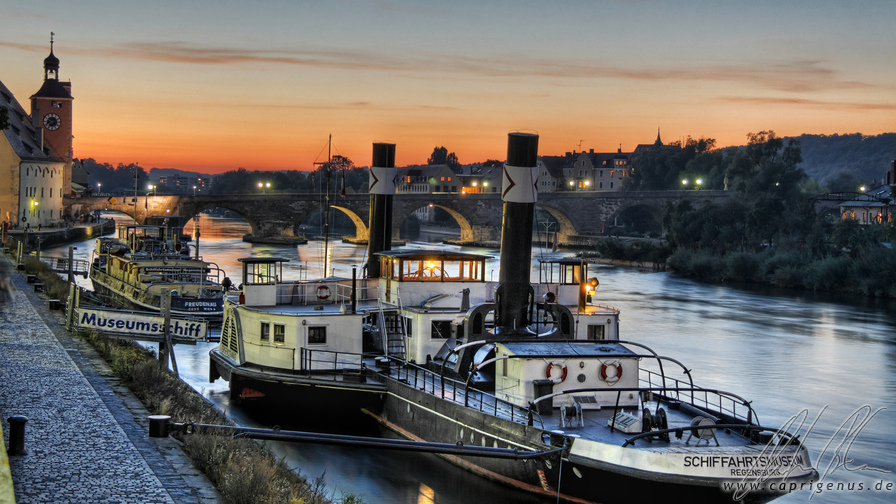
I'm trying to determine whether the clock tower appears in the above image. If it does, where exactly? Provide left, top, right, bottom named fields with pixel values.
left=30, top=33, right=73, bottom=195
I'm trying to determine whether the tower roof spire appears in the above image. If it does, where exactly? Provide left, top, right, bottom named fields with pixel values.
left=654, top=127, right=663, bottom=146
left=44, top=32, right=60, bottom=80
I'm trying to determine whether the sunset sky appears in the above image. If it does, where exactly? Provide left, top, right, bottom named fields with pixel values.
left=2, top=1, right=893, bottom=174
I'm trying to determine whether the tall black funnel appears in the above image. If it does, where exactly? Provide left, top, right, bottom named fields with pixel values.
left=494, top=132, right=538, bottom=335
left=367, top=143, right=396, bottom=278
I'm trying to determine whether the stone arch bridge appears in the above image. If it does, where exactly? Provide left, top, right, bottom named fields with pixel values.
left=69, top=190, right=730, bottom=245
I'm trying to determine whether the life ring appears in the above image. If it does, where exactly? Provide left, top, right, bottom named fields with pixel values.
left=316, top=284, right=330, bottom=300
left=545, top=362, right=568, bottom=384
left=600, top=360, right=623, bottom=383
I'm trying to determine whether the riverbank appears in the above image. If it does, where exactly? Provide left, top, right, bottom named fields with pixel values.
left=1, top=250, right=351, bottom=504
left=4, top=218, right=115, bottom=248
left=0, top=252, right=223, bottom=504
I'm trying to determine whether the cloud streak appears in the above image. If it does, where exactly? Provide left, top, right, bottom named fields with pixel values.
left=4, top=37, right=877, bottom=95
left=98, top=41, right=874, bottom=94
left=720, top=96, right=896, bottom=111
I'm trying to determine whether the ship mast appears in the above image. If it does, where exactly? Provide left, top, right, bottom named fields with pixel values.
left=324, top=134, right=331, bottom=277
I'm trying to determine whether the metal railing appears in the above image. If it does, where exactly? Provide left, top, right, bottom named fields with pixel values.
left=376, top=356, right=542, bottom=429
left=640, top=368, right=756, bottom=424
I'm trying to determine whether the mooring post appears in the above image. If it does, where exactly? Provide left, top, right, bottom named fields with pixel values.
left=67, top=246, right=75, bottom=283
left=148, top=415, right=171, bottom=438
left=6, top=415, right=28, bottom=456
left=160, top=289, right=178, bottom=377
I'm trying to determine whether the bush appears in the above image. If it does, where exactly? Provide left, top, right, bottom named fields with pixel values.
left=726, top=252, right=760, bottom=282
left=802, top=256, right=851, bottom=291
left=768, top=265, right=805, bottom=288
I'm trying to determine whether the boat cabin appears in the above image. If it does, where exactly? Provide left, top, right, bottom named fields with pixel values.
left=494, top=341, right=639, bottom=410
left=375, top=249, right=495, bottom=307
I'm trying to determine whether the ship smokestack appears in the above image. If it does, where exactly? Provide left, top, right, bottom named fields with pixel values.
left=494, top=132, right=538, bottom=335
left=367, top=142, right=396, bottom=278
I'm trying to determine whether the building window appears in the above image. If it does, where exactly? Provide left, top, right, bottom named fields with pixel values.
left=260, top=322, right=270, bottom=341
left=610, top=182, right=614, bottom=189
left=610, top=170, right=615, bottom=177
left=599, top=170, right=603, bottom=177
left=308, top=326, right=326, bottom=344
left=274, top=324, right=285, bottom=343
left=599, top=182, right=603, bottom=189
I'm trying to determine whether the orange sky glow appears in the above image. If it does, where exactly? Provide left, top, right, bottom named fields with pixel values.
left=2, top=1, right=894, bottom=174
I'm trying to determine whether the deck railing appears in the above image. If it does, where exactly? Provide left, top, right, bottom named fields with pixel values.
left=640, top=368, right=756, bottom=424
left=376, top=356, right=542, bottom=429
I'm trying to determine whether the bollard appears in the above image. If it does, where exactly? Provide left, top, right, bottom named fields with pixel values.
left=6, top=415, right=28, bottom=456
left=148, top=415, right=171, bottom=438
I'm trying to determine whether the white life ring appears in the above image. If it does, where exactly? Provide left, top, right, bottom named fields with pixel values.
left=317, top=284, right=330, bottom=300
left=545, top=362, right=568, bottom=384
left=600, top=360, right=623, bottom=383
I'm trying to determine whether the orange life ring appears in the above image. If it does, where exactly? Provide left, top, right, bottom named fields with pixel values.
left=600, top=360, right=623, bottom=383
left=545, top=362, right=568, bottom=384
left=317, top=284, right=330, bottom=300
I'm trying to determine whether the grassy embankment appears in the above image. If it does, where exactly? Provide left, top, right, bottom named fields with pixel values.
left=12, top=251, right=360, bottom=504
left=580, top=236, right=896, bottom=298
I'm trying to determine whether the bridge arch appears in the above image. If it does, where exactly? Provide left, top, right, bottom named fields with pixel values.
left=534, top=204, right=578, bottom=237
left=331, top=205, right=368, bottom=241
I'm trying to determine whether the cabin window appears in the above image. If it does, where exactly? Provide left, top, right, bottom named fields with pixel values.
left=308, top=326, right=326, bottom=344
left=404, top=317, right=413, bottom=337
left=260, top=322, right=270, bottom=341
left=431, top=320, right=451, bottom=339
left=274, top=324, right=285, bottom=343
left=587, top=325, right=606, bottom=340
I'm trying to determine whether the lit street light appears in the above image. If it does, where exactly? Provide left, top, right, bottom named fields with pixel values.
left=258, top=182, right=271, bottom=194
left=193, top=185, right=197, bottom=196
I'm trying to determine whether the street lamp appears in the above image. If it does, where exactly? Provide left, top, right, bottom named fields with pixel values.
left=696, top=178, right=703, bottom=188
left=193, top=185, right=197, bottom=196
left=682, top=179, right=689, bottom=187
left=97, top=182, right=101, bottom=195
left=258, top=182, right=271, bottom=194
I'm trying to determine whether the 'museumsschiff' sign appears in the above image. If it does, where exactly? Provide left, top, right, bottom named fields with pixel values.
left=77, top=307, right=207, bottom=341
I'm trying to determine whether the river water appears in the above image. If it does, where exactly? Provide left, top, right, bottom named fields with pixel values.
left=49, top=214, right=896, bottom=504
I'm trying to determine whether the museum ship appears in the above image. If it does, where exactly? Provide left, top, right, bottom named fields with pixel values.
left=89, top=223, right=228, bottom=320
left=209, top=136, right=817, bottom=503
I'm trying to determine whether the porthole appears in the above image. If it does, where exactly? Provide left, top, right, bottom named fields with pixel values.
left=577, top=373, right=586, bottom=383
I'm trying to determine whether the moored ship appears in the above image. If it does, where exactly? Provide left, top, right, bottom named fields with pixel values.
left=209, top=136, right=817, bottom=503
left=89, top=223, right=228, bottom=320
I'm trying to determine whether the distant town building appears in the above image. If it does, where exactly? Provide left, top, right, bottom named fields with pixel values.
left=158, top=174, right=209, bottom=193
left=538, top=147, right=633, bottom=192
left=839, top=198, right=889, bottom=224
left=0, top=36, right=73, bottom=228
left=457, top=161, right=502, bottom=194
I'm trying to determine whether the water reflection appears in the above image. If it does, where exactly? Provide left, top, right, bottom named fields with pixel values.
left=46, top=213, right=896, bottom=504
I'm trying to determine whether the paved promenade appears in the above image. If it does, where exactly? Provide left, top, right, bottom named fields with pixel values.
left=0, top=255, right=222, bottom=504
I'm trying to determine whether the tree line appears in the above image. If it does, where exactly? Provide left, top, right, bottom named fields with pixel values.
left=603, top=131, right=896, bottom=297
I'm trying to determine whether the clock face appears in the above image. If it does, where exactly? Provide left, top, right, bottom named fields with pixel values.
left=43, top=113, right=61, bottom=131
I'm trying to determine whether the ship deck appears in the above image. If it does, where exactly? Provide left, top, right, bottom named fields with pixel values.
left=373, top=360, right=766, bottom=453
